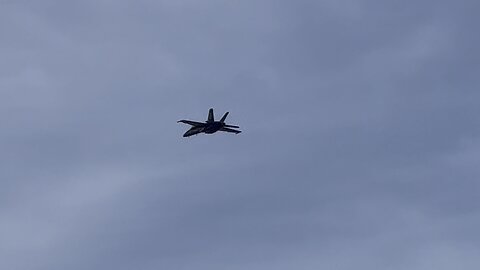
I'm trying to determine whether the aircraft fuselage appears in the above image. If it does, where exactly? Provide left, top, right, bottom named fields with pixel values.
left=203, top=122, right=223, bottom=134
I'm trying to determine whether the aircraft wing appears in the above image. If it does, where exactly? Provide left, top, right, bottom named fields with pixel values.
left=183, top=127, right=203, bottom=137
left=177, top=120, right=205, bottom=127
left=220, top=127, right=242, bottom=134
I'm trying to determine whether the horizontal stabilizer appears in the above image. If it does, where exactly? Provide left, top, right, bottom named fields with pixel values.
left=224, top=124, right=239, bottom=128
left=220, top=127, right=241, bottom=134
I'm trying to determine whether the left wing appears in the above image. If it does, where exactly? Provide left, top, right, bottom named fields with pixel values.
left=220, top=127, right=241, bottom=134
left=177, top=120, right=205, bottom=127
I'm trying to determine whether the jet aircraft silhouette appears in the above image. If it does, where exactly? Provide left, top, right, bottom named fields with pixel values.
left=178, top=108, right=242, bottom=137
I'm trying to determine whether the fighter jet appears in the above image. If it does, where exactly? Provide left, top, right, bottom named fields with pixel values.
left=178, top=108, right=242, bottom=137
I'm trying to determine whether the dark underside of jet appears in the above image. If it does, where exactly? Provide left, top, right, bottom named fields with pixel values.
left=177, top=108, right=242, bottom=137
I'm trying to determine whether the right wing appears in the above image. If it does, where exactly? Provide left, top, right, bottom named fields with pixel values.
left=220, top=127, right=242, bottom=134
left=177, top=120, right=205, bottom=127
left=183, top=127, right=203, bottom=137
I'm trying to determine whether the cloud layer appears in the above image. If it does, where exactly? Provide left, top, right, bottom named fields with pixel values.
left=1, top=1, right=479, bottom=269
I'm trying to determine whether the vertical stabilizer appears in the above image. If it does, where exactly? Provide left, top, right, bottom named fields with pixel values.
left=207, top=108, right=214, bottom=122
left=220, top=112, right=229, bottom=123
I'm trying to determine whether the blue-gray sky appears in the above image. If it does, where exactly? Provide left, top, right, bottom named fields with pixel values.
left=1, top=1, right=479, bottom=269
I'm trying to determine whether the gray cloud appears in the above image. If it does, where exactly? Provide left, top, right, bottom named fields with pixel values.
left=1, top=0, right=479, bottom=269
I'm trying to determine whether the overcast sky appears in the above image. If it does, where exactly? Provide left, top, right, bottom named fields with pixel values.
left=1, top=1, right=479, bottom=269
